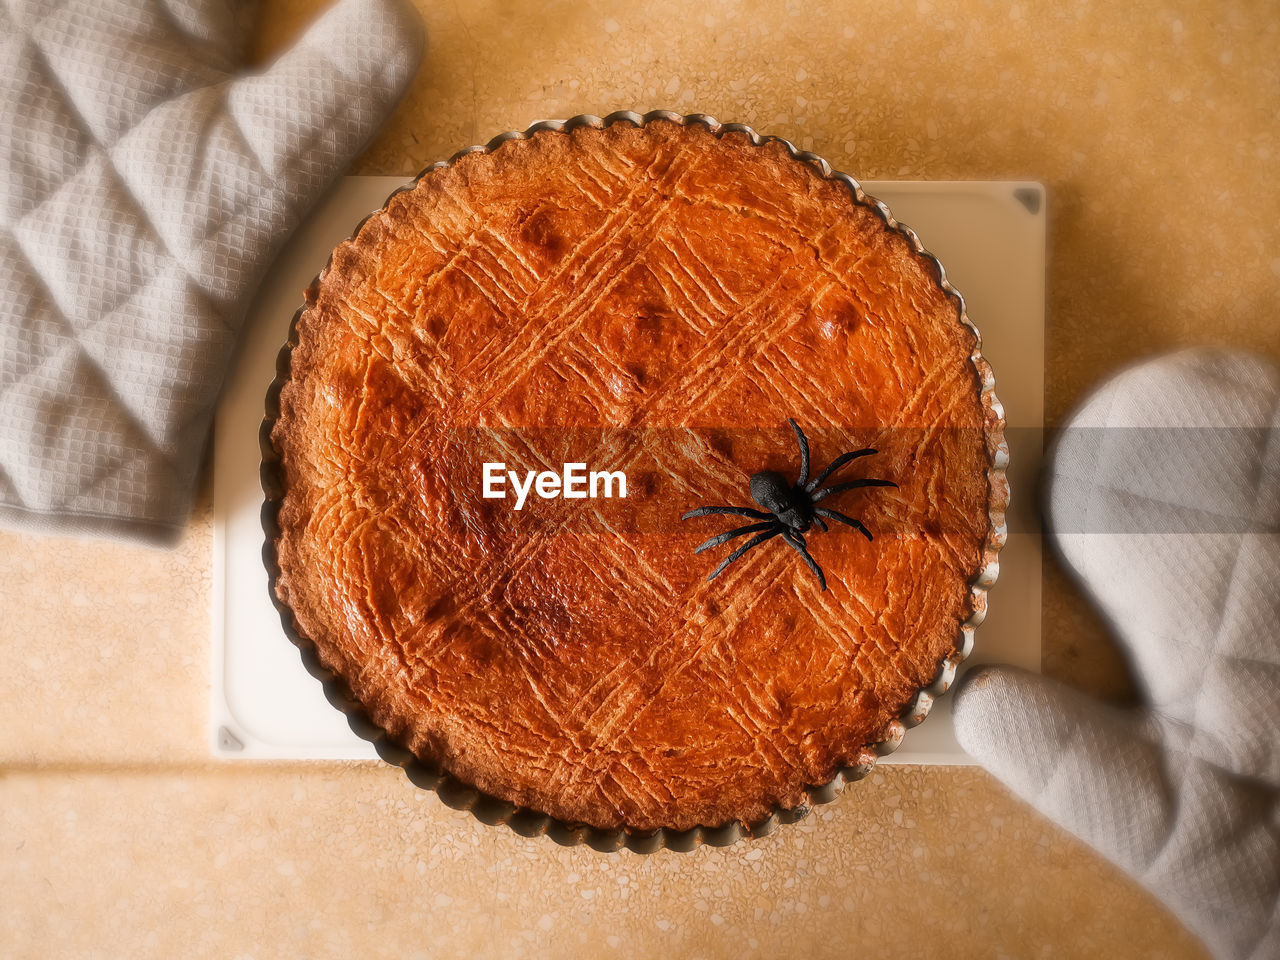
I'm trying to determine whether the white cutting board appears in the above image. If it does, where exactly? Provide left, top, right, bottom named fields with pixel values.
left=211, top=176, right=1046, bottom=763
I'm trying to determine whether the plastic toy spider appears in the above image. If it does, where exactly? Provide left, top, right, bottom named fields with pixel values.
left=681, top=420, right=897, bottom=591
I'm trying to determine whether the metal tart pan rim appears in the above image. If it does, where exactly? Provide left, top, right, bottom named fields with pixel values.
left=259, top=109, right=1010, bottom=854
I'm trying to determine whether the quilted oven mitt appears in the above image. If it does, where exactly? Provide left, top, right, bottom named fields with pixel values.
left=954, top=349, right=1280, bottom=960
left=0, top=0, right=421, bottom=542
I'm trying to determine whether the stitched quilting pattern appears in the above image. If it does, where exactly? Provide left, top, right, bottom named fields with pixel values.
left=0, top=0, right=420, bottom=540
left=957, top=349, right=1280, bottom=960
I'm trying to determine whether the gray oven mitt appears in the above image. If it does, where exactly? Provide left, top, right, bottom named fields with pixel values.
left=954, top=348, right=1280, bottom=960
left=0, top=0, right=421, bottom=542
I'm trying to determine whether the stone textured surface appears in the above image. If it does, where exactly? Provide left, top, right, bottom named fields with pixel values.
left=6, top=0, right=1279, bottom=955
left=0, top=765, right=1205, bottom=959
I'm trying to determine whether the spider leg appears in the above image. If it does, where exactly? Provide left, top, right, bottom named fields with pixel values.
left=811, top=514, right=829, bottom=533
left=811, top=478, right=898, bottom=503
left=804, top=448, right=878, bottom=492
left=780, top=529, right=827, bottom=591
left=788, top=419, right=810, bottom=488
left=694, top=521, right=779, bottom=554
left=814, top=507, right=873, bottom=541
left=707, top=529, right=781, bottom=581
left=682, top=505, right=774, bottom=521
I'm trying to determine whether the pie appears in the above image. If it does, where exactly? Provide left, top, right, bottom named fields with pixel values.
left=266, top=114, right=1006, bottom=834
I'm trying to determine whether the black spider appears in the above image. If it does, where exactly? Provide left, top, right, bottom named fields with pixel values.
left=681, top=420, right=897, bottom=591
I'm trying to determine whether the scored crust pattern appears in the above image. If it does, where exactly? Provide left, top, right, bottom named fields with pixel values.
left=265, top=112, right=1007, bottom=844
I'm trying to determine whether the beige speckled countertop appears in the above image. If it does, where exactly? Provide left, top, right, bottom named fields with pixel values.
left=4, top=1, right=1277, bottom=957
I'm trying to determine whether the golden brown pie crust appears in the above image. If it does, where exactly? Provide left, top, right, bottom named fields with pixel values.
left=270, top=118, right=1005, bottom=832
